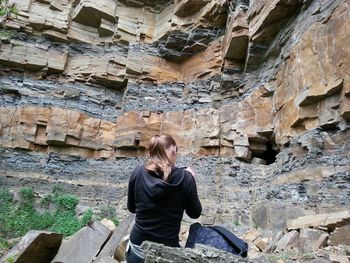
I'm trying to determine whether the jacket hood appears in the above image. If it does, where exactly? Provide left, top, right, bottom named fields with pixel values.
left=141, top=165, right=185, bottom=200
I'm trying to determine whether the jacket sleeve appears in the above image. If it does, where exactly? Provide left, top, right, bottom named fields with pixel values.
left=127, top=167, right=137, bottom=213
left=184, top=172, right=202, bottom=219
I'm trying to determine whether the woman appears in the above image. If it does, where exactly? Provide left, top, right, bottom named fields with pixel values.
left=126, top=134, right=202, bottom=263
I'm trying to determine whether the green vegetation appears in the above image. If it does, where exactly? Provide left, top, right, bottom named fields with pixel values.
left=233, top=220, right=241, bottom=227
left=0, top=0, right=17, bottom=18
left=0, top=236, right=10, bottom=257
left=0, top=186, right=120, bottom=256
left=97, top=205, right=120, bottom=227
left=0, top=187, right=92, bottom=239
left=0, top=29, right=15, bottom=39
left=0, top=0, right=17, bottom=40
left=4, top=256, right=14, bottom=263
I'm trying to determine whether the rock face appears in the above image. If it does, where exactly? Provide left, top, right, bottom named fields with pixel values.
left=1, top=0, right=349, bottom=158
left=0, top=0, right=350, bottom=260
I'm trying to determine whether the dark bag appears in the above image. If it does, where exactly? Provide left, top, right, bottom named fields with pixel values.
left=185, top=223, right=248, bottom=258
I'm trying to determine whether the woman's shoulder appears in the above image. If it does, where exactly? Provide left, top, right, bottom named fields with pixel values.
left=130, top=164, right=145, bottom=178
left=172, top=166, right=194, bottom=183
left=134, top=164, right=145, bottom=171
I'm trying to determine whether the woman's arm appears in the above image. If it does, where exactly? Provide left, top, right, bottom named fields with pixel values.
left=127, top=168, right=137, bottom=213
left=184, top=172, right=202, bottom=219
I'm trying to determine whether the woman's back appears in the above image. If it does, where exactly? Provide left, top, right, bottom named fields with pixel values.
left=126, top=134, right=202, bottom=263
left=128, top=164, right=201, bottom=247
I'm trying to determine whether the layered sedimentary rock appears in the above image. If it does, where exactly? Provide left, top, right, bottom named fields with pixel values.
left=0, top=82, right=274, bottom=159
left=1, top=1, right=350, bottom=257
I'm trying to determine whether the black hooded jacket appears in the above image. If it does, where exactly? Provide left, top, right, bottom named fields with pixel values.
left=127, top=165, right=202, bottom=247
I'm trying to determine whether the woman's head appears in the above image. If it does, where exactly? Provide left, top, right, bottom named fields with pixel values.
left=146, top=134, right=177, bottom=181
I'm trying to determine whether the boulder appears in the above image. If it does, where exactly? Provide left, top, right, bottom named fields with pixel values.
left=100, top=218, right=117, bottom=231
left=234, top=146, right=252, bottom=161
left=52, top=221, right=111, bottom=263
left=254, top=237, right=268, bottom=252
left=312, top=234, right=329, bottom=252
left=329, top=225, right=350, bottom=246
left=94, top=214, right=135, bottom=261
left=142, top=241, right=249, bottom=263
left=1, top=231, right=62, bottom=263
left=252, top=202, right=307, bottom=231
left=243, top=229, right=260, bottom=243
left=299, top=228, right=328, bottom=253
left=251, top=158, right=267, bottom=165
left=274, top=230, right=299, bottom=252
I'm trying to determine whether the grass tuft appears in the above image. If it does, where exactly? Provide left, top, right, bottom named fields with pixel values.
left=0, top=187, right=93, bottom=239
left=0, top=186, right=120, bottom=256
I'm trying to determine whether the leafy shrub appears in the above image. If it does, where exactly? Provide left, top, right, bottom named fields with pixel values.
left=0, top=188, right=13, bottom=204
left=49, top=208, right=93, bottom=236
left=18, top=187, right=35, bottom=210
left=40, top=194, right=53, bottom=209
left=54, top=194, right=78, bottom=212
left=80, top=209, right=93, bottom=227
left=0, top=0, right=17, bottom=17
left=50, top=211, right=81, bottom=236
left=0, top=187, right=95, bottom=240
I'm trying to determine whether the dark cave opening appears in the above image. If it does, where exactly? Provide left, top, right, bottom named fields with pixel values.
left=257, top=141, right=279, bottom=165
left=250, top=136, right=280, bottom=165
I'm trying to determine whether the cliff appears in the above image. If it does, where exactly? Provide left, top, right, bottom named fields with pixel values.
left=0, top=0, right=349, bottom=259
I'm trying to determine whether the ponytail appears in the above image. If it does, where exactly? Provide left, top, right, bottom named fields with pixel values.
left=145, top=134, right=177, bottom=182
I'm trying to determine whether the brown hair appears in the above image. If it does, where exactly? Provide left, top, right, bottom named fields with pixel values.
left=145, top=134, right=177, bottom=182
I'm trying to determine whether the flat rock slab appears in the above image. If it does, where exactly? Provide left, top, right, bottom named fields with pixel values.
left=274, top=230, right=299, bottom=252
left=94, top=214, right=135, bottom=261
left=287, top=210, right=350, bottom=230
left=1, top=230, right=62, bottom=263
left=52, top=221, right=111, bottom=263
left=142, top=241, right=252, bottom=263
